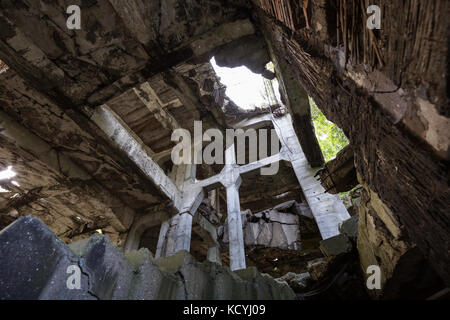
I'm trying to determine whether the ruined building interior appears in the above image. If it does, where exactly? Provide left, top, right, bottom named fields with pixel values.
left=0, top=0, right=448, bottom=301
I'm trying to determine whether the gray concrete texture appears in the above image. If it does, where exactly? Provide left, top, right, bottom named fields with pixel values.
left=0, top=216, right=294, bottom=300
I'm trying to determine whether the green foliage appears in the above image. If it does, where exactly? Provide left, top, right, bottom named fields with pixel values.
left=310, top=97, right=349, bottom=162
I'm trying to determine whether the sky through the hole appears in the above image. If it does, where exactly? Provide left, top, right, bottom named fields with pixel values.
left=210, top=57, right=269, bottom=110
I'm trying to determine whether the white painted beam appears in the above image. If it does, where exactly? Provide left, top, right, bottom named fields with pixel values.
left=89, top=104, right=182, bottom=209
left=193, top=153, right=282, bottom=190
left=174, top=212, right=193, bottom=252
left=273, top=115, right=350, bottom=239
left=239, top=153, right=281, bottom=175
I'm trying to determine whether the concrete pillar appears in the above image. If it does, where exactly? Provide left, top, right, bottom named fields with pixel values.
left=174, top=211, right=193, bottom=252
left=224, top=144, right=246, bottom=271
left=209, top=189, right=217, bottom=207
left=273, top=115, right=350, bottom=239
left=207, top=245, right=222, bottom=265
left=155, top=220, right=170, bottom=258
left=226, top=183, right=246, bottom=270
left=156, top=157, right=200, bottom=257
left=155, top=210, right=195, bottom=258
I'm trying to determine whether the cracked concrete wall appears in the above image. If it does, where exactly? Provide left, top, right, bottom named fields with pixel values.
left=256, top=1, right=450, bottom=284
left=356, top=180, right=444, bottom=299
left=0, top=216, right=294, bottom=300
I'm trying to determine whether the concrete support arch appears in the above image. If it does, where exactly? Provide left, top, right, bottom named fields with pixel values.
left=123, top=211, right=171, bottom=254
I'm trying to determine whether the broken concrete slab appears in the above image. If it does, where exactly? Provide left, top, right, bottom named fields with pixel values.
left=222, top=206, right=302, bottom=251
left=126, top=248, right=185, bottom=300
left=340, top=215, right=359, bottom=241
left=319, top=234, right=353, bottom=257
left=0, top=213, right=295, bottom=300
left=214, top=34, right=273, bottom=77
left=307, top=257, right=332, bottom=281
left=277, top=272, right=312, bottom=292
left=234, top=266, right=296, bottom=300
left=155, top=251, right=295, bottom=300
left=0, top=216, right=93, bottom=300
left=75, top=233, right=135, bottom=300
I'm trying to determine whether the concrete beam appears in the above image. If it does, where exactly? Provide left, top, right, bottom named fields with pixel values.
left=153, top=148, right=175, bottom=163
left=134, top=82, right=181, bottom=131
left=264, top=36, right=324, bottom=167
left=239, top=153, right=281, bottom=176
left=207, top=246, right=222, bottom=265
left=273, top=115, right=350, bottom=239
left=174, top=212, right=194, bottom=253
left=172, top=160, right=205, bottom=253
left=193, top=212, right=219, bottom=246
left=88, top=104, right=182, bottom=210
left=192, top=153, right=281, bottom=191
left=155, top=220, right=171, bottom=259
left=156, top=158, right=205, bottom=257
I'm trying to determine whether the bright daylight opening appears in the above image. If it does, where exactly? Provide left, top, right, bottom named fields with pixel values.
left=0, top=166, right=17, bottom=181
left=210, top=57, right=281, bottom=110
left=0, top=166, right=18, bottom=193
left=210, top=56, right=349, bottom=162
left=310, top=97, right=349, bottom=162
left=210, top=57, right=349, bottom=162
left=0, top=59, right=8, bottom=74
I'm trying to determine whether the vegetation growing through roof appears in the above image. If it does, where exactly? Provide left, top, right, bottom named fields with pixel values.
left=310, top=97, right=349, bottom=162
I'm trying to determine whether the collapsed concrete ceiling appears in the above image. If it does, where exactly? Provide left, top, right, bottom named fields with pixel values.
left=0, top=0, right=323, bottom=245
left=0, top=0, right=448, bottom=299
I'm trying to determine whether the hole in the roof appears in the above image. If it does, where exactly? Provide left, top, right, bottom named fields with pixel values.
left=0, top=186, right=9, bottom=193
left=0, top=166, right=17, bottom=181
left=210, top=57, right=281, bottom=110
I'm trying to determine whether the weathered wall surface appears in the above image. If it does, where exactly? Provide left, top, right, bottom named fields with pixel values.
left=0, top=0, right=448, bottom=295
left=356, top=181, right=444, bottom=298
left=0, top=70, right=168, bottom=212
left=0, top=0, right=249, bottom=108
left=0, top=216, right=294, bottom=300
left=319, top=145, right=357, bottom=194
left=256, top=0, right=450, bottom=284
